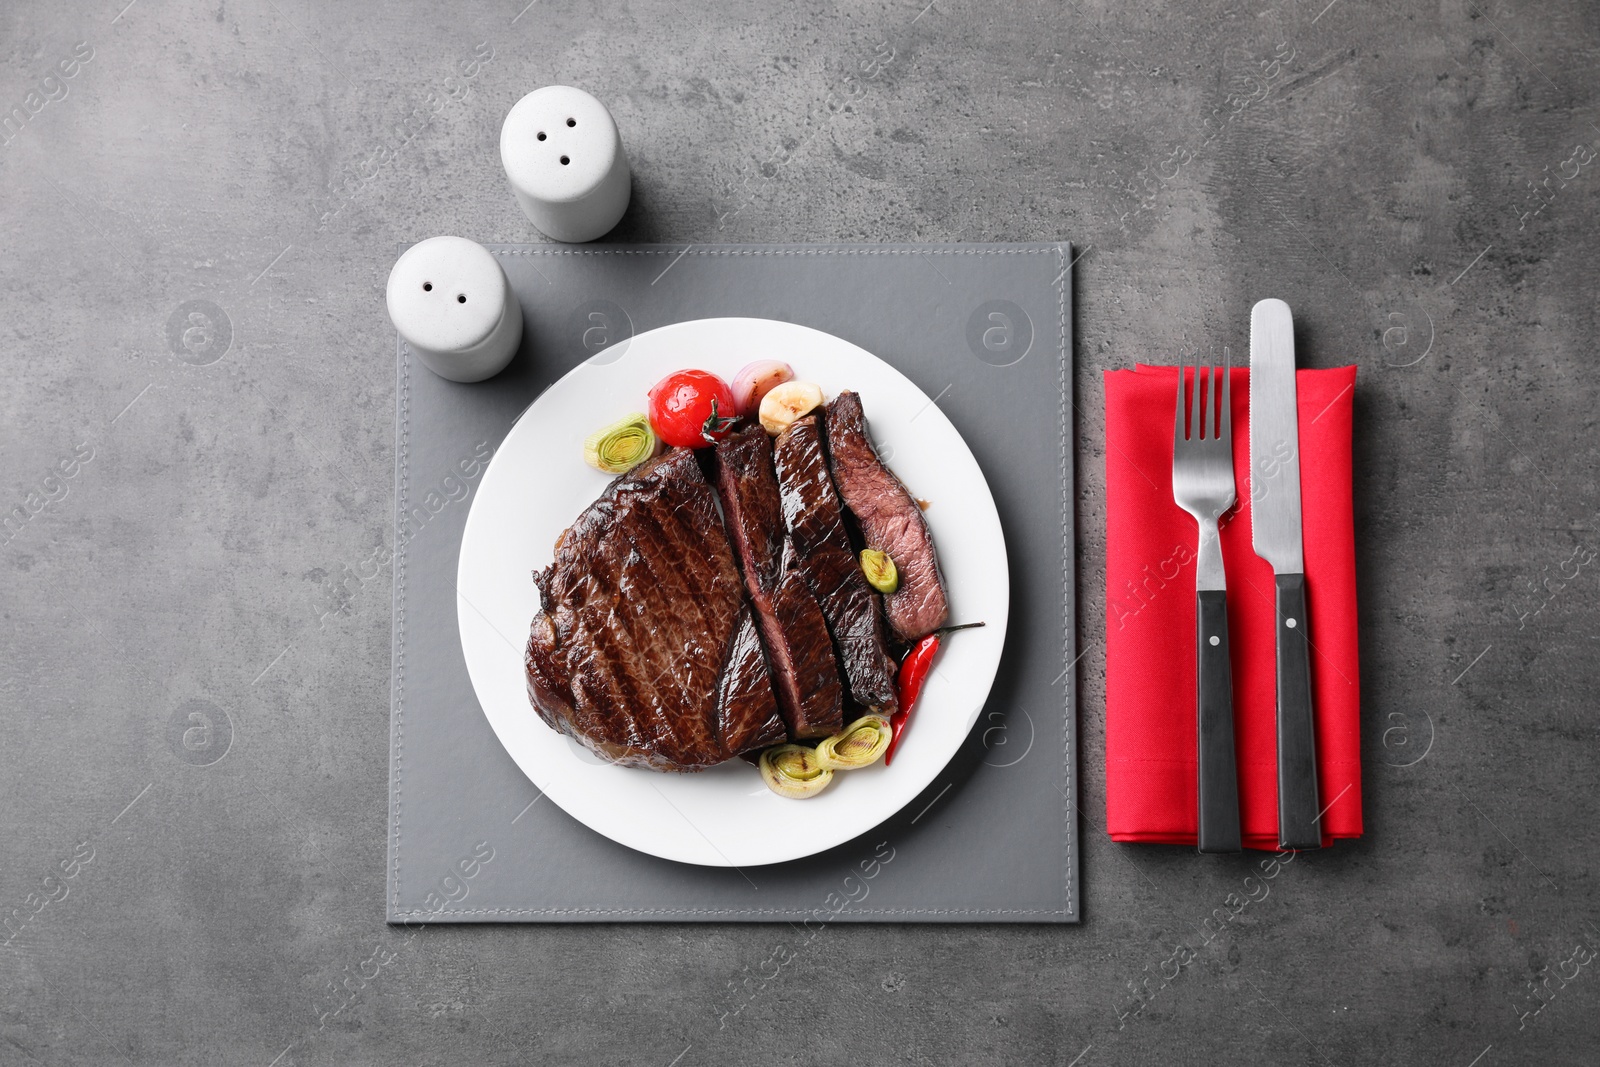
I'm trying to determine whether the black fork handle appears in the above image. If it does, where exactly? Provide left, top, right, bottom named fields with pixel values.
left=1196, top=590, right=1241, bottom=853
left=1275, top=573, right=1322, bottom=850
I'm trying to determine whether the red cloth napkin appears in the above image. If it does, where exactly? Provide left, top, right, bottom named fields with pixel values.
left=1104, top=364, right=1361, bottom=849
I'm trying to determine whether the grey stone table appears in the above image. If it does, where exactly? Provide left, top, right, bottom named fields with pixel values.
left=2, top=1, right=1596, bottom=1064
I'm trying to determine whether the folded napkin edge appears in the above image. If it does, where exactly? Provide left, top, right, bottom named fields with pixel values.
left=1121, top=363, right=1359, bottom=375
left=1108, top=833, right=1363, bottom=848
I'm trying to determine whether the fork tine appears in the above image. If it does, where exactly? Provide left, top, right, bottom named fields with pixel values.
left=1174, top=349, right=1186, bottom=443
left=1189, top=347, right=1201, bottom=443
left=1220, top=345, right=1232, bottom=440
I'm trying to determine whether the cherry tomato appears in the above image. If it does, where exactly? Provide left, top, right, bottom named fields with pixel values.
left=647, top=369, right=739, bottom=448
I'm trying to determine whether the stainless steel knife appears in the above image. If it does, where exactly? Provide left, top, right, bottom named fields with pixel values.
left=1249, top=298, right=1322, bottom=850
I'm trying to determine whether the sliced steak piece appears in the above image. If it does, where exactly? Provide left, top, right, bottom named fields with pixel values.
left=525, top=448, right=785, bottom=770
left=769, top=560, right=842, bottom=735
left=772, top=415, right=899, bottom=714
left=824, top=390, right=950, bottom=643
left=714, top=427, right=843, bottom=739
left=715, top=604, right=792, bottom=753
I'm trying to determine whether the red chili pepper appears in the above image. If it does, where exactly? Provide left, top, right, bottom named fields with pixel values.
left=884, top=622, right=985, bottom=766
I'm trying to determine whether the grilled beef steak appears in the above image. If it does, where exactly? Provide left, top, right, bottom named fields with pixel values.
left=824, top=391, right=950, bottom=643
left=714, top=428, right=843, bottom=739
left=772, top=415, right=899, bottom=714
left=524, top=448, right=786, bottom=770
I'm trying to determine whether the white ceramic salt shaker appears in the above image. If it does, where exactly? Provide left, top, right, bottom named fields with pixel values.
left=500, top=86, right=631, bottom=243
left=385, top=236, right=523, bottom=383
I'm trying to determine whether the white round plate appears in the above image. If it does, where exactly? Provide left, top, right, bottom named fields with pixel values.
left=458, top=317, right=1008, bottom=867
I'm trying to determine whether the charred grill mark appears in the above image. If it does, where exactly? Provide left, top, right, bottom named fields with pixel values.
left=524, top=447, right=782, bottom=769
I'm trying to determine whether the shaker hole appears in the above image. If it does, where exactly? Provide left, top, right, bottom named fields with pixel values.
left=537, top=132, right=546, bottom=141
left=457, top=294, right=467, bottom=303
left=422, top=282, right=432, bottom=291
left=560, top=155, right=570, bottom=165
left=566, top=118, right=576, bottom=127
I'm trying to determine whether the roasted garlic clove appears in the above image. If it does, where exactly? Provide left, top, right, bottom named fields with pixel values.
left=758, top=381, right=825, bottom=436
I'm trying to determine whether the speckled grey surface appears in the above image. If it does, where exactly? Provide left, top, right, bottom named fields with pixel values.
left=2, top=0, right=1598, bottom=1063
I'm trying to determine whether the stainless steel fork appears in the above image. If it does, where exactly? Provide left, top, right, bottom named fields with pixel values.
left=1172, top=347, right=1241, bottom=854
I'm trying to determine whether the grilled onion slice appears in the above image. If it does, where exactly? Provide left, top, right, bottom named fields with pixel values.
left=759, top=744, right=834, bottom=799
left=858, top=549, right=899, bottom=594
left=815, top=715, right=893, bottom=770
left=583, top=412, right=659, bottom=474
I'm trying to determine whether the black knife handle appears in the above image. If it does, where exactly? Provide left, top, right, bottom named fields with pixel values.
left=1275, top=573, right=1322, bottom=850
left=1196, top=590, right=1241, bottom=854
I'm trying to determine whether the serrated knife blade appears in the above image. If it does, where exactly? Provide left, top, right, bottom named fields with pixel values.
left=1248, top=298, right=1322, bottom=851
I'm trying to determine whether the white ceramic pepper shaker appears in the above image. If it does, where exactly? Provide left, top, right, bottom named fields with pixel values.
left=500, top=86, right=631, bottom=243
left=386, top=236, right=523, bottom=383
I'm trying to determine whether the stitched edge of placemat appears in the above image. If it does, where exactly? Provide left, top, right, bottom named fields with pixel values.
left=390, top=325, right=410, bottom=916
left=389, top=244, right=1074, bottom=920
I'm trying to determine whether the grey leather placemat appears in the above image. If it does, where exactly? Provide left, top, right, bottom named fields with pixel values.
left=387, top=242, right=1077, bottom=922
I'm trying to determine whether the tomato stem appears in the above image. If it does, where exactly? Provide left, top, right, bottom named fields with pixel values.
left=700, top=397, right=739, bottom=443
